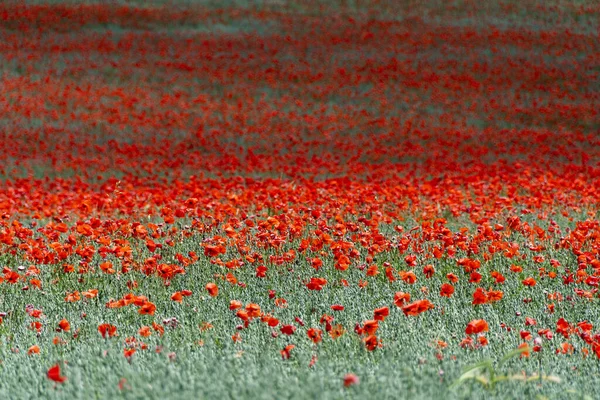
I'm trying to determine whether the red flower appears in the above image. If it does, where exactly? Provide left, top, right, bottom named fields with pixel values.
left=522, top=277, right=536, bottom=287
left=363, top=335, right=379, bottom=351
left=47, top=364, right=67, bottom=383
left=393, top=291, right=411, bottom=307
left=98, top=323, right=117, bottom=338
left=280, top=344, right=295, bottom=360
left=138, top=301, right=156, bottom=315
left=343, top=373, right=359, bottom=387
left=373, top=307, right=389, bottom=321
left=58, top=319, right=70, bottom=332
left=465, top=319, right=489, bottom=335
left=280, top=324, right=296, bottom=335
left=472, top=288, right=488, bottom=305
left=401, top=299, right=434, bottom=316
left=307, top=327, right=323, bottom=344
left=363, top=320, right=379, bottom=335
left=205, top=283, right=219, bottom=297
left=440, top=283, right=454, bottom=297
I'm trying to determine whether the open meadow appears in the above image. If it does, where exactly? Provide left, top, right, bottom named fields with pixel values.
left=0, top=0, right=599, bottom=398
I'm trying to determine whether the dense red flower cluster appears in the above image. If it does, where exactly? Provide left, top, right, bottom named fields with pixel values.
left=0, top=1, right=598, bottom=383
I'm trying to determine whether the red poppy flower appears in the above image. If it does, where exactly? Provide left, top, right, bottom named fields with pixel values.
left=307, top=327, right=323, bottom=344
left=363, top=320, right=379, bottom=335
left=363, top=335, right=379, bottom=351
left=280, top=324, right=296, bottom=335
left=373, top=306, right=389, bottom=321
left=138, top=301, right=156, bottom=315
left=58, top=319, right=70, bottom=332
left=465, top=319, right=489, bottom=335
left=343, top=373, right=359, bottom=387
left=440, top=283, right=454, bottom=297
left=522, top=277, right=536, bottom=287
left=98, top=323, right=117, bottom=338
left=401, top=299, right=434, bottom=316
left=393, top=291, right=411, bottom=307
left=205, top=282, right=219, bottom=297
left=280, top=344, right=295, bottom=359
left=47, top=364, right=67, bottom=383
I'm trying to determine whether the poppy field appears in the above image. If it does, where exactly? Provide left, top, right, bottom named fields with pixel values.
left=0, top=0, right=599, bottom=398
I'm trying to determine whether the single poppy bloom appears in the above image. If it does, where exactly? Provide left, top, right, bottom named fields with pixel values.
left=469, top=272, right=482, bottom=284
left=363, top=320, right=379, bottom=335
left=53, top=336, right=66, bottom=346
left=30, top=321, right=42, bottom=332
left=363, top=335, right=379, bottom=351
left=229, top=300, right=242, bottom=310
left=354, top=323, right=364, bottom=336
left=47, top=364, right=67, bottom=383
left=465, top=319, right=489, bottom=335
left=472, top=288, right=488, bottom=305
left=510, top=265, right=523, bottom=273
left=307, top=327, right=323, bottom=344
left=556, top=318, right=571, bottom=338
left=522, top=277, right=536, bottom=287
left=100, top=261, right=115, bottom=274
left=280, top=324, right=296, bottom=335
left=139, top=326, right=151, bottom=337
left=98, top=323, right=117, bottom=338
left=255, top=265, right=267, bottom=278
left=400, top=270, right=417, bottom=284
left=331, top=304, right=345, bottom=311
left=138, top=301, right=156, bottom=315
left=366, top=264, right=379, bottom=276
left=65, top=291, right=80, bottom=302
left=274, top=298, right=288, bottom=308
left=393, top=291, right=411, bottom=307
left=152, top=322, right=165, bottom=336
left=171, top=292, right=183, bottom=303
left=236, top=310, right=249, bottom=322
left=306, top=277, right=327, bottom=290
left=459, top=336, right=474, bottom=349
left=82, top=289, right=98, bottom=298
left=440, top=283, right=454, bottom=297
left=385, top=267, right=397, bottom=282
left=487, top=289, right=503, bottom=302
left=124, top=348, right=136, bottom=359
left=245, top=303, right=261, bottom=318
left=520, top=330, right=532, bottom=341
left=58, top=319, right=70, bottom=332
left=401, top=299, right=434, bottom=316
left=311, top=258, right=323, bottom=271
left=423, top=264, right=435, bottom=278
left=525, top=317, right=537, bottom=326
left=28, top=345, right=40, bottom=355
left=373, top=307, right=389, bottom=321
left=205, top=283, right=219, bottom=297
left=518, top=343, right=530, bottom=358
left=280, top=344, right=295, bottom=360
left=343, top=373, right=359, bottom=387
left=491, top=271, right=505, bottom=284
left=329, top=324, right=345, bottom=339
